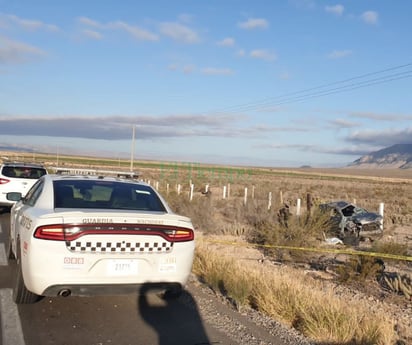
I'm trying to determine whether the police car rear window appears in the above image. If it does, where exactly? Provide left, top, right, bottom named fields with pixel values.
left=53, top=180, right=167, bottom=212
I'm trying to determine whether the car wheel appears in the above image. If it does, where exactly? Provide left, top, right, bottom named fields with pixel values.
left=161, top=285, right=183, bottom=300
left=13, top=244, right=40, bottom=304
left=6, top=232, right=15, bottom=261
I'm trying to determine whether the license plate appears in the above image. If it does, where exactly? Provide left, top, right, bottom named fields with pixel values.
left=107, top=259, right=138, bottom=276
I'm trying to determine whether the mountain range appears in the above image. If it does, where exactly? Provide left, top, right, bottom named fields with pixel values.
left=348, top=144, right=412, bottom=169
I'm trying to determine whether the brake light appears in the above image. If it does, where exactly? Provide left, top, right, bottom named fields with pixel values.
left=34, top=225, right=65, bottom=240
left=0, top=178, right=10, bottom=185
left=33, top=224, right=194, bottom=242
left=163, top=229, right=194, bottom=242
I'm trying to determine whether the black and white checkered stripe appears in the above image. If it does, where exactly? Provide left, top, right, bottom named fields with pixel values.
left=66, top=240, right=173, bottom=253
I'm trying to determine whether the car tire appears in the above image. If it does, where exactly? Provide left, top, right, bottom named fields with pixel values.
left=13, top=243, right=40, bottom=304
left=6, top=234, right=15, bottom=261
left=161, top=286, right=183, bottom=300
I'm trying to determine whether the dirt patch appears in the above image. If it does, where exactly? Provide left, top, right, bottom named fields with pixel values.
left=383, top=225, right=412, bottom=249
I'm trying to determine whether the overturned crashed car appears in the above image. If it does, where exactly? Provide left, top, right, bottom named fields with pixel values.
left=320, top=201, right=383, bottom=244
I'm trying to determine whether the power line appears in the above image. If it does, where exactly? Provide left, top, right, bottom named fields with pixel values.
left=253, top=71, right=412, bottom=108
left=204, top=62, right=412, bottom=115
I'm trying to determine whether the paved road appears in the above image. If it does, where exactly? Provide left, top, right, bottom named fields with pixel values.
left=0, top=212, right=234, bottom=345
left=0, top=212, right=289, bottom=345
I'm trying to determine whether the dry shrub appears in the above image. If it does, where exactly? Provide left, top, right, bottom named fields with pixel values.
left=193, top=241, right=396, bottom=345
left=371, top=241, right=408, bottom=257
left=336, top=256, right=385, bottom=285
left=166, top=193, right=217, bottom=232
left=168, top=192, right=282, bottom=236
left=245, top=209, right=329, bottom=261
left=193, top=239, right=255, bottom=306
left=336, top=242, right=408, bottom=286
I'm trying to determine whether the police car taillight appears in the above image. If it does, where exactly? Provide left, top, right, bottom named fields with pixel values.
left=0, top=178, right=10, bottom=185
left=34, top=225, right=65, bottom=241
left=163, top=229, right=194, bottom=242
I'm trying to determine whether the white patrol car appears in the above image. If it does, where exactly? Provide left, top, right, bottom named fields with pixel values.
left=0, top=162, right=48, bottom=211
left=6, top=174, right=195, bottom=304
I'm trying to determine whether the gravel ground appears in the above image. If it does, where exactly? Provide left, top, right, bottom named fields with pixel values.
left=185, top=274, right=314, bottom=345
left=185, top=268, right=412, bottom=345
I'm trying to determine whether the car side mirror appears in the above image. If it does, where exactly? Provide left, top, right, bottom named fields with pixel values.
left=6, top=192, right=23, bottom=202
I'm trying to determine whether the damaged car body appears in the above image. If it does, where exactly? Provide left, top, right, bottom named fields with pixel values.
left=320, top=201, right=383, bottom=244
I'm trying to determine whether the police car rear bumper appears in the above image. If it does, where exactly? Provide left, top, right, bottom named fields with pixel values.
left=42, top=282, right=183, bottom=297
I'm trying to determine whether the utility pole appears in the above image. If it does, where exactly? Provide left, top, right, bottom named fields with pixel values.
left=130, top=125, right=135, bottom=171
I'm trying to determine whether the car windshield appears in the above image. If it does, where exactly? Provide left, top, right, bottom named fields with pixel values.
left=53, top=180, right=167, bottom=212
left=2, top=166, right=47, bottom=179
left=352, top=206, right=369, bottom=215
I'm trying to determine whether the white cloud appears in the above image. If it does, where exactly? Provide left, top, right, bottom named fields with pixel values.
left=108, top=21, right=159, bottom=41
left=361, top=11, right=378, bottom=25
left=217, top=37, right=235, bottom=47
left=183, top=64, right=195, bottom=74
left=77, top=16, right=102, bottom=28
left=201, top=67, right=234, bottom=76
left=0, top=35, right=46, bottom=63
left=159, top=22, right=200, bottom=43
left=4, top=14, right=59, bottom=32
left=78, top=17, right=199, bottom=44
left=167, top=64, right=196, bottom=74
left=82, top=29, right=103, bottom=40
left=236, top=49, right=246, bottom=57
left=346, top=127, right=412, bottom=146
left=168, top=63, right=178, bottom=71
left=177, top=14, right=194, bottom=24
left=349, top=112, right=412, bottom=121
left=77, top=17, right=158, bottom=41
left=250, top=49, right=277, bottom=61
left=256, top=143, right=315, bottom=150
left=0, top=16, right=9, bottom=29
left=0, top=114, right=245, bottom=140
left=327, top=49, right=352, bottom=59
left=328, top=118, right=358, bottom=128
left=238, top=18, right=269, bottom=30
left=325, top=4, right=344, bottom=16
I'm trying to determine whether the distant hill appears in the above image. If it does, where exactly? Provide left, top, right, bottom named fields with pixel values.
left=348, top=144, right=412, bottom=169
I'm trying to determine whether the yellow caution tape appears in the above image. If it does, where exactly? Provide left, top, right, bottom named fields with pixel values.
left=203, top=239, right=412, bottom=262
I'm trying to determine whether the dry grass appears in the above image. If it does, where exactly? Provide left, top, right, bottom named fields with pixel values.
left=194, top=239, right=397, bottom=345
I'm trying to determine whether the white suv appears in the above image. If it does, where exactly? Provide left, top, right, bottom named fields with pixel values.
left=0, top=162, right=48, bottom=211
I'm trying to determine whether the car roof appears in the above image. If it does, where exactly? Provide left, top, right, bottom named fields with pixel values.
left=38, top=174, right=170, bottom=212
left=1, top=161, right=46, bottom=168
left=45, top=174, right=145, bottom=184
left=322, top=201, right=352, bottom=209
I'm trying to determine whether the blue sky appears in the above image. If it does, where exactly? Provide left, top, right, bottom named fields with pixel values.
left=0, top=0, right=411, bottom=167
